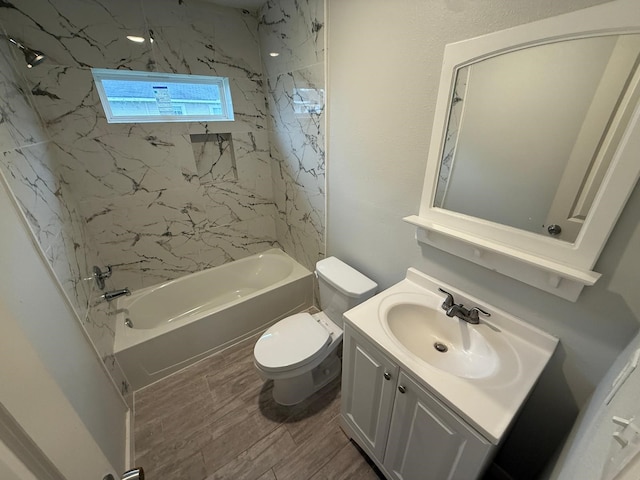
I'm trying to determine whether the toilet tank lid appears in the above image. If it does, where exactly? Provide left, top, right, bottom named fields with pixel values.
left=316, top=257, right=377, bottom=298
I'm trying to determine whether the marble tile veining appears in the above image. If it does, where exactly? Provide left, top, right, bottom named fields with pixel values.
left=259, top=0, right=326, bottom=271
left=0, top=44, right=49, bottom=151
left=0, top=0, right=151, bottom=70
left=149, top=10, right=262, bottom=81
left=258, top=0, right=325, bottom=78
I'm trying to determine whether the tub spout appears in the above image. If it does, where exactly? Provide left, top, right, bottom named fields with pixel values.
left=102, top=288, right=131, bottom=302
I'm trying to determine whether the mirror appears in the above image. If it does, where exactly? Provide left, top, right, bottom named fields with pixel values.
left=405, top=0, right=640, bottom=301
left=434, top=34, right=640, bottom=243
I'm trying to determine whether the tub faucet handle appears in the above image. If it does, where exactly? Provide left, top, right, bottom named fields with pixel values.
left=93, top=265, right=112, bottom=290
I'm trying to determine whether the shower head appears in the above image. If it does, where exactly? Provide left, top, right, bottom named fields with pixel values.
left=6, top=37, right=46, bottom=68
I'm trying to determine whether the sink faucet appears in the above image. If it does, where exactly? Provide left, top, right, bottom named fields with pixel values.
left=102, top=288, right=131, bottom=302
left=438, top=288, right=490, bottom=325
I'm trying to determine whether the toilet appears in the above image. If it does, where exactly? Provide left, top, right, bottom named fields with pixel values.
left=253, top=256, right=377, bottom=405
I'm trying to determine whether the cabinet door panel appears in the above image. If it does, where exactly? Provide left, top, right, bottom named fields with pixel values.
left=342, top=325, right=399, bottom=459
left=384, top=373, right=492, bottom=480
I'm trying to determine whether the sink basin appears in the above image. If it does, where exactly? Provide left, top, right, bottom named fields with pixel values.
left=380, top=294, right=499, bottom=379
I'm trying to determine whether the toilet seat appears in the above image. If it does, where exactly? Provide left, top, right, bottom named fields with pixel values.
left=254, top=313, right=331, bottom=373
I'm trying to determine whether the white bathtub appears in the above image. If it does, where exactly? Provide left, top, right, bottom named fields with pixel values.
left=114, top=249, right=314, bottom=390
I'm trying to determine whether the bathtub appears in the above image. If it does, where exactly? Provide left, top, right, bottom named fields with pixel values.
left=114, top=249, right=314, bottom=390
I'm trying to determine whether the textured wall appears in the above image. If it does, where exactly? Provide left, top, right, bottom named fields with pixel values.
left=259, top=0, right=326, bottom=270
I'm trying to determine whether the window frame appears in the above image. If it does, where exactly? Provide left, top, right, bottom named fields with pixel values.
left=91, top=68, right=235, bottom=124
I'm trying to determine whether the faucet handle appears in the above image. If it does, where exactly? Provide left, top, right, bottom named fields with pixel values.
left=92, top=265, right=112, bottom=290
left=468, top=306, right=491, bottom=322
left=438, top=288, right=455, bottom=310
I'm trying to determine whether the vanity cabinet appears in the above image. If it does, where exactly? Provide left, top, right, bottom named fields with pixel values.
left=341, top=323, right=399, bottom=459
left=384, top=372, right=492, bottom=480
left=341, top=324, right=494, bottom=480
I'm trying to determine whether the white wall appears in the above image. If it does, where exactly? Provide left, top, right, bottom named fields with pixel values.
left=0, top=175, right=128, bottom=474
left=326, top=0, right=639, bottom=477
left=0, top=440, right=38, bottom=480
left=551, top=330, right=640, bottom=479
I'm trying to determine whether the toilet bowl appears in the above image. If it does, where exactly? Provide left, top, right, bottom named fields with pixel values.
left=253, top=257, right=377, bottom=405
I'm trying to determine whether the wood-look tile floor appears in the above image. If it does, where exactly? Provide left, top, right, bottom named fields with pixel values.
left=134, top=335, right=385, bottom=480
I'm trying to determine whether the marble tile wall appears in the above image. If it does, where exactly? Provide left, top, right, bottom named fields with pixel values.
left=1, top=0, right=279, bottom=292
left=0, top=38, right=129, bottom=394
left=259, top=0, right=326, bottom=270
left=1, top=0, right=325, bottom=394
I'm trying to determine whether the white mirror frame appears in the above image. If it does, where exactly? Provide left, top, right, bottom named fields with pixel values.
left=405, top=0, right=640, bottom=302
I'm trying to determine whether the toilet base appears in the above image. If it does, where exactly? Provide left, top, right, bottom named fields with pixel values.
left=272, top=353, right=341, bottom=406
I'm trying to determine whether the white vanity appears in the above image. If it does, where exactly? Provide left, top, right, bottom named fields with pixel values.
left=340, top=269, right=558, bottom=480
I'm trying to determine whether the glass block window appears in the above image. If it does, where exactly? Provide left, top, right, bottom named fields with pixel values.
left=92, top=68, right=234, bottom=123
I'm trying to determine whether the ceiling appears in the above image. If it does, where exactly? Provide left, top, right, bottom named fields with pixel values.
left=199, top=0, right=268, bottom=12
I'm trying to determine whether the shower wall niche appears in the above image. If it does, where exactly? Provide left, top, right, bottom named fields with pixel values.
left=191, top=133, right=238, bottom=185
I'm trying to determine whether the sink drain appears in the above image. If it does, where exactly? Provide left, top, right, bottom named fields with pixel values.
left=434, top=342, right=448, bottom=353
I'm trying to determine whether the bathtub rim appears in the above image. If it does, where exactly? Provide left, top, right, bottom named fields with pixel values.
left=113, top=248, right=312, bottom=353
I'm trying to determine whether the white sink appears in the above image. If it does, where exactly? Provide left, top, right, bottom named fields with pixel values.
left=343, top=268, right=558, bottom=444
left=381, top=294, right=500, bottom=379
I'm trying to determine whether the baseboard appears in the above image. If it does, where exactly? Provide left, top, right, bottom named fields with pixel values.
left=125, top=409, right=135, bottom=470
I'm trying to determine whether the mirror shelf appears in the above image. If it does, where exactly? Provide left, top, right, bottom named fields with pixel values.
left=410, top=0, right=640, bottom=302
left=405, top=215, right=601, bottom=302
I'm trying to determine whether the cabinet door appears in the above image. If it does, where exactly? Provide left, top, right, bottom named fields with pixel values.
left=341, top=325, right=399, bottom=459
left=384, top=373, right=493, bottom=480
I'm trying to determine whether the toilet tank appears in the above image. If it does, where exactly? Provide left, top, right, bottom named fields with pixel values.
left=315, top=257, right=377, bottom=327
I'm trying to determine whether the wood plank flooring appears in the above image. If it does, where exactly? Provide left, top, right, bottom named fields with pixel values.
left=134, top=335, right=384, bottom=480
